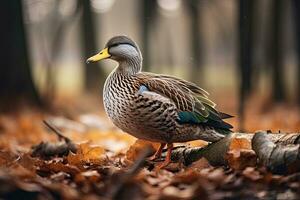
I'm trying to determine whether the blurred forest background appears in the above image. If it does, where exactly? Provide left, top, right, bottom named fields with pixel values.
left=1, top=0, right=300, bottom=132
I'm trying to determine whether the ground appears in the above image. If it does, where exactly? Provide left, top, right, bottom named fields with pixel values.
left=0, top=96, right=300, bottom=199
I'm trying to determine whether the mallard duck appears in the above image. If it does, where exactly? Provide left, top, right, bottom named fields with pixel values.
left=87, top=35, right=233, bottom=168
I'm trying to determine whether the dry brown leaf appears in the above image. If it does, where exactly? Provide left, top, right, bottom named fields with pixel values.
left=17, top=153, right=36, bottom=173
left=37, top=160, right=80, bottom=177
left=67, top=152, right=83, bottom=168
left=50, top=171, right=70, bottom=182
left=206, top=168, right=225, bottom=183
left=0, top=150, right=18, bottom=167
left=169, top=170, right=210, bottom=200
left=125, top=139, right=159, bottom=161
left=225, top=149, right=257, bottom=170
left=162, top=185, right=196, bottom=199
left=74, top=170, right=101, bottom=184
left=173, top=170, right=202, bottom=184
left=67, top=142, right=106, bottom=167
left=242, top=167, right=263, bottom=181
left=188, top=158, right=211, bottom=171
left=81, top=170, right=100, bottom=180
left=139, top=169, right=173, bottom=188
left=78, top=142, right=105, bottom=161
left=7, top=163, right=37, bottom=179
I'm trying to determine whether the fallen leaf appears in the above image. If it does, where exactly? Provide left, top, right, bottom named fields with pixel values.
left=7, top=163, right=36, bottom=179
left=187, top=158, right=211, bottom=171
left=67, top=142, right=106, bottom=169
left=0, top=150, right=18, bottom=167
left=173, top=170, right=202, bottom=184
left=79, top=142, right=105, bottom=161
left=125, top=140, right=159, bottom=161
left=37, top=160, right=80, bottom=177
left=206, top=168, right=225, bottom=183
left=225, top=149, right=257, bottom=170
left=162, top=185, right=195, bottom=199
left=74, top=170, right=100, bottom=184
left=242, top=167, right=262, bottom=181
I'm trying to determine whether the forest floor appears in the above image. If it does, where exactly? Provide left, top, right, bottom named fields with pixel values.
left=0, top=95, right=300, bottom=200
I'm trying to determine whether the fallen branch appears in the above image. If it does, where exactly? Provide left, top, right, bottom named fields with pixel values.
left=234, top=132, right=300, bottom=145
left=252, top=131, right=300, bottom=174
left=166, top=133, right=234, bottom=166
left=162, top=131, right=300, bottom=171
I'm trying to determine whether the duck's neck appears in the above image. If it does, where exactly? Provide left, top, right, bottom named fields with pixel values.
left=116, top=55, right=142, bottom=76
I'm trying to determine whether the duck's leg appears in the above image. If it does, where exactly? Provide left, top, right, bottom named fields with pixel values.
left=149, top=143, right=166, bottom=161
left=156, top=143, right=173, bottom=169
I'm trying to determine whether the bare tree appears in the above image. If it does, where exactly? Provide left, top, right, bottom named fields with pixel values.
left=269, top=0, right=286, bottom=102
left=187, top=0, right=203, bottom=84
left=0, top=0, right=41, bottom=111
left=292, top=0, right=300, bottom=104
left=80, top=0, right=105, bottom=92
left=238, top=0, right=256, bottom=130
left=139, top=0, right=157, bottom=71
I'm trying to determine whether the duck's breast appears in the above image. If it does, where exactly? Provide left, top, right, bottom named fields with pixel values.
left=103, top=73, right=138, bottom=132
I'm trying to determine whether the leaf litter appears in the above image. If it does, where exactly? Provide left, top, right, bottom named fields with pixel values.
left=0, top=111, right=299, bottom=199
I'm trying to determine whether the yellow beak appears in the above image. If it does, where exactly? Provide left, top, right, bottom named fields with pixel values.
left=86, top=48, right=111, bottom=64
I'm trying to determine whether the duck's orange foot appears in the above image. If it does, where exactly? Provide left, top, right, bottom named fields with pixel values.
left=155, top=158, right=171, bottom=171
left=154, top=143, right=173, bottom=172
left=148, top=154, right=161, bottom=161
left=148, top=143, right=166, bottom=161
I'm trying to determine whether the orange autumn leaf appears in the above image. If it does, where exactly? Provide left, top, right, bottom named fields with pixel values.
left=37, top=160, right=80, bottom=176
left=225, top=149, right=257, bottom=170
left=187, top=158, right=211, bottom=171
left=67, top=152, right=83, bottom=167
left=126, top=139, right=160, bottom=161
left=225, top=137, right=254, bottom=170
left=67, top=142, right=106, bottom=167
left=78, top=143, right=105, bottom=161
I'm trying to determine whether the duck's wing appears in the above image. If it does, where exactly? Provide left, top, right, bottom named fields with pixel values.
left=135, top=72, right=233, bottom=132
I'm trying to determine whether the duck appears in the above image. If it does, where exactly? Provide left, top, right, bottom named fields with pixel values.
left=86, top=35, right=233, bottom=168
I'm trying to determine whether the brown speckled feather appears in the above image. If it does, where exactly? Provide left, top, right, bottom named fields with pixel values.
left=135, top=72, right=215, bottom=116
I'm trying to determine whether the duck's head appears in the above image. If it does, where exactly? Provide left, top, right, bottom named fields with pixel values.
left=86, top=35, right=142, bottom=65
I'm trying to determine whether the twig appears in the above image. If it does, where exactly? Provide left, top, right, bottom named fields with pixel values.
left=31, top=120, right=77, bottom=158
left=43, top=120, right=71, bottom=142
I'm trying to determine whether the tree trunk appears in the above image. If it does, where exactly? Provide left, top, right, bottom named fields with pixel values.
left=187, top=0, right=203, bottom=84
left=238, top=0, right=255, bottom=131
left=270, top=0, right=286, bottom=102
left=0, top=0, right=41, bottom=111
left=292, top=0, right=300, bottom=105
left=140, top=0, right=156, bottom=71
left=80, top=0, right=105, bottom=92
